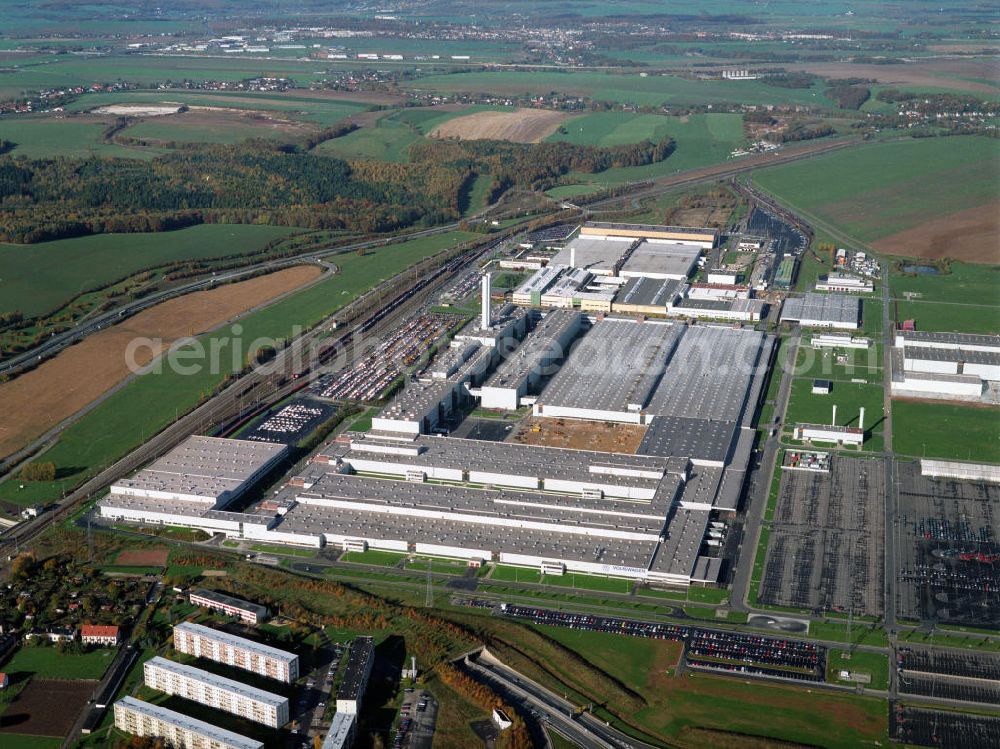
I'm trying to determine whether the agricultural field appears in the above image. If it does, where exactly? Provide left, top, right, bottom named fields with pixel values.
left=316, top=117, right=423, bottom=162
left=892, top=400, right=1000, bottom=463
left=120, top=107, right=319, bottom=145
left=0, top=264, right=323, bottom=461
left=429, top=107, right=573, bottom=142
left=0, top=229, right=477, bottom=506
left=0, top=117, right=162, bottom=159
left=0, top=224, right=301, bottom=318
left=0, top=679, right=94, bottom=740
left=406, top=71, right=836, bottom=108
left=752, top=136, right=1000, bottom=262
left=889, top=259, right=1000, bottom=334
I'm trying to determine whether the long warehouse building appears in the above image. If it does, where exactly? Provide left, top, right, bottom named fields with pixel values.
left=173, top=621, right=299, bottom=683
left=113, top=696, right=263, bottom=749
left=144, top=656, right=289, bottom=728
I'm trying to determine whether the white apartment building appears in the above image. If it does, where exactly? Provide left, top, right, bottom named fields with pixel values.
left=173, top=621, right=299, bottom=683
left=144, top=657, right=289, bottom=728
left=113, top=696, right=263, bottom=749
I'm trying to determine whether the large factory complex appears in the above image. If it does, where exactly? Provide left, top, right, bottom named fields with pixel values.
left=98, top=221, right=785, bottom=587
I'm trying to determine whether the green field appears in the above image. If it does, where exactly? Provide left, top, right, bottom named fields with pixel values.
left=794, top=343, right=883, bottom=384
left=0, top=229, right=477, bottom=506
left=317, top=118, right=423, bottom=162
left=889, top=260, right=1000, bottom=334
left=0, top=224, right=300, bottom=317
left=785, top=378, right=885, bottom=432
left=753, top=136, right=1000, bottom=245
left=549, top=112, right=746, bottom=183
left=540, top=572, right=633, bottom=594
left=827, top=648, right=890, bottom=691
left=0, top=735, right=62, bottom=749
left=490, top=565, right=543, bottom=584
left=340, top=549, right=406, bottom=566
left=892, top=400, right=1000, bottom=463
left=407, top=71, right=835, bottom=108
left=0, top=118, right=163, bottom=159
left=3, top=646, right=116, bottom=680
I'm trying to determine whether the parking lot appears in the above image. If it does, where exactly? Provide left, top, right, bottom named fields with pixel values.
left=394, top=688, right=437, bottom=749
left=760, top=455, right=885, bottom=617
left=312, top=314, right=452, bottom=401
left=894, top=462, right=1000, bottom=629
left=493, top=603, right=825, bottom=682
left=897, top=646, right=1000, bottom=706
left=241, top=398, right=335, bottom=445
left=892, top=704, right=1000, bottom=749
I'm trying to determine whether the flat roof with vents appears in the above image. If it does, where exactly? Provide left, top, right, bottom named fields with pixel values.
left=110, top=436, right=287, bottom=507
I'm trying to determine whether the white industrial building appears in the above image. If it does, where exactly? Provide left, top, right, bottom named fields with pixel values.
left=144, top=656, right=289, bottom=728
left=578, top=222, right=718, bottom=249
left=173, top=622, right=299, bottom=682
left=108, top=436, right=287, bottom=508
left=113, top=696, right=262, bottom=749
left=96, top=316, right=772, bottom=589
left=810, top=333, right=871, bottom=350
left=478, top=309, right=581, bottom=410
left=890, top=330, right=1000, bottom=401
left=794, top=423, right=864, bottom=446
left=780, top=293, right=861, bottom=330
left=815, top=273, right=874, bottom=294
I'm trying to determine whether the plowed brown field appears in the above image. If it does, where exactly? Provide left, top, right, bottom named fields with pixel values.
left=873, top=202, right=1000, bottom=263
left=0, top=265, right=322, bottom=460
left=430, top=108, right=575, bottom=143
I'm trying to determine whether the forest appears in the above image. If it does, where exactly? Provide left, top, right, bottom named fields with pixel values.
left=0, top=136, right=675, bottom=243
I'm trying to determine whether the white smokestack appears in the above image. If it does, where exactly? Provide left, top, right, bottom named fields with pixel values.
left=481, top=273, right=491, bottom=330
left=832, top=404, right=837, bottom=426
left=411, top=656, right=416, bottom=672
left=858, top=407, right=865, bottom=432
left=570, top=245, right=576, bottom=268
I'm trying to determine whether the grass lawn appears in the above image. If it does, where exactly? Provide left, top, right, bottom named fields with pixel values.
left=794, top=342, right=882, bottom=384
left=0, top=117, right=165, bottom=159
left=0, top=229, right=477, bottom=506
left=317, top=117, right=423, bottom=163
left=489, top=565, right=542, bottom=584
left=340, top=549, right=406, bottom=567
left=753, top=136, right=999, bottom=245
left=249, top=543, right=316, bottom=558
left=3, top=646, right=116, bottom=680
left=889, top=260, right=1000, bottom=305
left=893, top=300, right=1000, bottom=336
left=0, top=736, right=63, bottom=749
left=827, top=648, right=889, bottom=691
left=0, top=224, right=300, bottom=317
left=540, top=572, right=633, bottom=594
left=892, top=400, right=1000, bottom=463
left=785, top=378, right=885, bottom=433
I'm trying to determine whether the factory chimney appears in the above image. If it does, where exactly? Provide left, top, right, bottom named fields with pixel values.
left=481, top=273, right=492, bottom=330
left=858, top=407, right=865, bottom=433
left=831, top=404, right=837, bottom=426
left=411, top=656, right=416, bottom=674
left=570, top=245, right=577, bottom=268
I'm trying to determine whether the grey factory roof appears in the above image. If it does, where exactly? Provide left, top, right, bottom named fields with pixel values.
left=647, top=507, right=711, bottom=578
left=513, top=264, right=566, bottom=296
left=645, top=326, right=766, bottom=422
left=174, top=622, right=297, bottom=663
left=111, top=436, right=286, bottom=503
left=780, top=293, right=860, bottom=326
left=637, top=416, right=737, bottom=463
left=114, top=697, right=263, bottom=749
left=673, top=297, right=766, bottom=315
left=190, top=589, right=269, bottom=619
left=535, top=318, right=682, bottom=414
left=614, top=276, right=682, bottom=308
left=145, top=657, right=286, bottom=708
left=903, top=345, right=1000, bottom=366
left=430, top=341, right=481, bottom=378
left=483, top=309, right=580, bottom=389
left=295, top=472, right=672, bottom=535
left=618, top=241, right=701, bottom=279
left=377, top=377, right=456, bottom=422
left=337, top=636, right=374, bottom=701
left=890, top=349, right=984, bottom=385
left=278, top=504, right=658, bottom=570
left=691, top=556, right=723, bottom=584
left=325, top=433, right=671, bottom=494
left=550, top=237, right=632, bottom=271
left=897, top=330, right=1000, bottom=350
left=583, top=222, right=718, bottom=238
